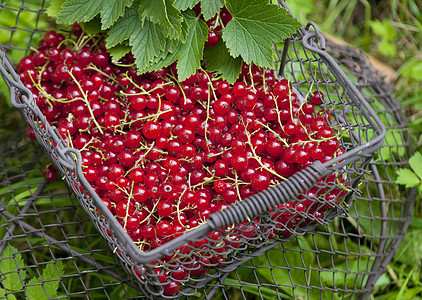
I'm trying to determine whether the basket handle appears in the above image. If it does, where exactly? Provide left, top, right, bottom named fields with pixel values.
left=207, top=161, right=328, bottom=229
left=137, top=161, right=329, bottom=262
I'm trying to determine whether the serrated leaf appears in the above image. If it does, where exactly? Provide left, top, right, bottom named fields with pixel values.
left=100, top=0, right=134, bottom=29
left=129, top=20, right=167, bottom=70
left=81, top=16, right=102, bottom=34
left=0, top=245, right=26, bottom=291
left=204, top=40, right=242, bottom=83
left=41, top=261, right=63, bottom=298
left=409, top=152, right=422, bottom=181
left=106, top=7, right=139, bottom=48
left=173, top=0, right=199, bottom=10
left=222, top=0, right=301, bottom=68
left=176, top=11, right=208, bottom=81
left=179, top=14, right=190, bottom=42
left=45, top=0, right=66, bottom=18
left=108, top=44, right=131, bottom=62
left=26, top=278, right=46, bottom=300
left=396, top=168, right=421, bottom=188
left=56, top=0, right=102, bottom=24
left=138, top=0, right=171, bottom=27
left=201, top=0, right=224, bottom=20
left=140, top=39, right=181, bottom=73
left=163, top=1, right=184, bottom=39
left=0, top=289, right=16, bottom=300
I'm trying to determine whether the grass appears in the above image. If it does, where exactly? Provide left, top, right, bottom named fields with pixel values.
left=0, top=0, right=421, bottom=299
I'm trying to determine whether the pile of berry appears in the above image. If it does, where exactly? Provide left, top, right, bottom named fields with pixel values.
left=19, top=25, right=347, bottom=295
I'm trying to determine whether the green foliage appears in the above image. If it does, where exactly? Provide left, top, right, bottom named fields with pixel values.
left=223, top=0, right=301, bottom=68
left=0, top=245, right=26, bottom=292
left=369, top=19, right=397, bottom=57
left=396, top=152, right=422, bottom=192
left=203, top=39, right=242, bottom=83
left=173, top=11, right=208, bottom=80
left=26, top=262, right=64, bottom=299
left=49, top=0, right=301, bottom=81
left=0, top=245, right=64, bottom=299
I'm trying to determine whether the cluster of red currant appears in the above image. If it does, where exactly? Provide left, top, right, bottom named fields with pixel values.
left=19, top=24, right=347, bottom=295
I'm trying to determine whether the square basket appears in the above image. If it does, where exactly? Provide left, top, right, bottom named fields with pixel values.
left=0, top=5, right=386, bottom=298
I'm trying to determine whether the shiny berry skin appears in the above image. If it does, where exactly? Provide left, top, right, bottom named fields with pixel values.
left=92, top=50, right=109, bottom=66
left=133, top=185, right=148, bottom=203
left=163, top=157, right=180, bottom=173
left=232, top=82, right=246, bottom=97
left=104, top=113, right=120, bottom=128
left=26, top=126, right=37, bottom=140
left=42, top=165, right=57, bottom=182
left=164, top=281, right=180, bottom=296
left=205, top=29, right=220, bottom=46
left=214, top=99, right=230, bottom=114
left=311, top=91, right=324, bottom=105
left=231, top=154, right=248, bottom=171
left=142, top=121, right=161, bottom=139
left=165, top=86, right=180, bottom=101
left=273, top=79, right=291, bottom=99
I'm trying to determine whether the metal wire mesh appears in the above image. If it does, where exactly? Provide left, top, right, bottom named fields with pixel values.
left=0, top=1, right=414, bottom=299
left=195, top=42, right=415, bottom=300
left=0, top=43, right=414, bottom=299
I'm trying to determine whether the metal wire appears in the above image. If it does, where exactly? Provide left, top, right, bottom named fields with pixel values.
left=0, top=1, right=415, bottom=299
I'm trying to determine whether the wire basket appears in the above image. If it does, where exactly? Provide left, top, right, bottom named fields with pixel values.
left=0, top=7, right=414, bottom=298
left=0, top=1, right=392, bottom=298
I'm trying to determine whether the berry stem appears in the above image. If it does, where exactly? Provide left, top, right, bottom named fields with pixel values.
left=68, top=71, right=104, bottom=134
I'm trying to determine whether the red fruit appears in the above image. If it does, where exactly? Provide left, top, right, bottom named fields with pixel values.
left=273, top=79, right=291, bottom=99
left=205, top=29, right=220, bottom=46
left=142, top=121, right=161, bottom=139
left=164, top=280, right=180, bottom=295
left=311, top=91, right=324, bottom=105
left=26, top=126, right=36, bottom=140
left=42, top=165, right=57, bottom=182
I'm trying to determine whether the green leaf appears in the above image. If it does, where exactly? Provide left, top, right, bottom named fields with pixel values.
left=100, top=0, right=134, bottom=29
left=204, top=40, right=242, bottom=83
left=81, top=16, right=102, bottom=34
left=129, top=20, right=167, bottom=70
left=41, top=261, right=64, bottom=298
left=0, top=245, right=26, bottom=292
left=140, top=39, right=181, bottom=73
left=396, top=168, right=421, bottom=188
left=45, top=0, right=66, bottom=18
left=138, top=0, right=171, bottom=27
left=26, top=278, right=45, bottom=300
left=399, top=60, right=422, bottom=81
left=369, top=19, right=396, bottom=40
left=409, top=152, right=422, bottom=181
left=173, top=0, right=199, bottom=10
left=163, top=1, right=185, bottom=39
left=57, top=0, right=102, bottom=24
left=201, top=0, right=224, bottom=20
left=108, top=44, right=131, bottom=62
left=26, top=261, right=63, bottom=299
left=175, top=11, right=208, bottom=81
left=378, top=39, right=396, bottom=57
left=0, top=289, right=16, bottom=300
left=106, top=7, right=139, bottom=48
left=139, top=38, right=180, bottom=73
left=223, top=0, right=301, bottom=68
